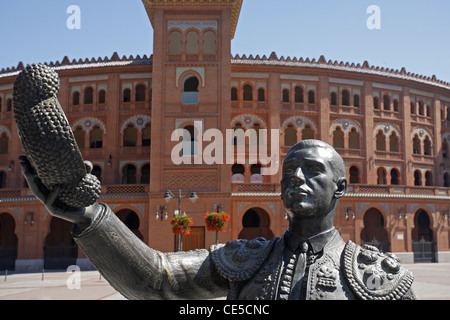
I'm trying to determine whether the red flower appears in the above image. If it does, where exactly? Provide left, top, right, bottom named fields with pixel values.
left=204, top=211, right=230, bottom=232
left=171, top=214, right=194, bottom=235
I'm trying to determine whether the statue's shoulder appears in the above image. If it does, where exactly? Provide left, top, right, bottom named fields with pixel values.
left=211, top=237, right=280, bottom=282
left=343, top=240, right=415, bottom=300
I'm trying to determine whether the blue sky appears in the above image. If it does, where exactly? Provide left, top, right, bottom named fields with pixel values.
left=1, top=0, right=449, bottom=82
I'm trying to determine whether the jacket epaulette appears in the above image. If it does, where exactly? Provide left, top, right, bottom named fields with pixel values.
left=343, top=240, right=414, bottom=300
left=211, top=237, right=279, bottom=282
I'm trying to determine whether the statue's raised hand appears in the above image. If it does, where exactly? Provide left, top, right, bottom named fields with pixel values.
left=19, top=155, right=100, bottom=230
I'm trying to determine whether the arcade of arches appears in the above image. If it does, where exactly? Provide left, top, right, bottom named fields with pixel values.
left=0, top=209, right=145, bottom=271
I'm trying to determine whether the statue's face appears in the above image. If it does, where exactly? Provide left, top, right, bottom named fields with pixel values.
left=281, top=146, right=341, bottom=221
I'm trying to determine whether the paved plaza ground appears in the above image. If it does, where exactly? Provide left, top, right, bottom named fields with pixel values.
left=0, top=263, right=448, bottom=300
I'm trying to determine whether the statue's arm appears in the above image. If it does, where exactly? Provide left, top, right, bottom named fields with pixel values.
left=19, top=155, right=228, bottom=300
left=73, top=203, right=228, bottom=300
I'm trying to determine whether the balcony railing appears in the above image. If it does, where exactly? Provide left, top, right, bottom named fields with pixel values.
left=347, top=184, right=450, bottom=197
left=231, top=183, right=279, bottom=193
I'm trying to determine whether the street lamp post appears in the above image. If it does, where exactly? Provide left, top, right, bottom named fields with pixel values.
left=164, top=189, right=198, bottom=251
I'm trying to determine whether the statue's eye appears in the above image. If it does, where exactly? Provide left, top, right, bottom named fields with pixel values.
left=308, top=166, right=321, bottom=174
left=285, top=168, right=295, bottom=175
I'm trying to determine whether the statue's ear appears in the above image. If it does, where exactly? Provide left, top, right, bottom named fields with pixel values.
left=334, top=177, right=347, bottom=199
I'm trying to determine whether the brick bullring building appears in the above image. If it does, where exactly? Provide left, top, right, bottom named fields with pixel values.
left=0, top=0, right=450, bottom=272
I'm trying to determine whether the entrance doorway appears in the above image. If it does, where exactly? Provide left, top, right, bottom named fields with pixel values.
left=0, top=213, right=18, bottom=271
left=175, top=226, right=205, bottom=251
left=44, top=217, right=78, bottom=270
left=412, top=210, right=436, bottom=263
left=238, top=208, right=274, bottom=240
left=360, top=208, right=390, bottom=252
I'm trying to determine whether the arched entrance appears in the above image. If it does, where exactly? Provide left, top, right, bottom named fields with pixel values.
left=238, top=208, right=274, bottom=240
left=360, top=208, right=390, bottom=252
left=116, top=209, right=144, bottom=241
left=412, top=210, right=436, bottom=263
left=0, top=213, right=18, bottom=271
left=44, top=217, right=78, bottom=270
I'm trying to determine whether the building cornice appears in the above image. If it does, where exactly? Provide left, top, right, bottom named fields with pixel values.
left=231, top=192, right=450, bottom=201
left=142, top=0, right=242, bottom=39
left=231, top=53, right=450, bottom=93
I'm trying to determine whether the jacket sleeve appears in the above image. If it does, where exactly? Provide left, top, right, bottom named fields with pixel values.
left=72, top=203, right=228, bottom=300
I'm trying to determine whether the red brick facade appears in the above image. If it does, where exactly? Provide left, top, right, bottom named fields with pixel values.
left=0, top=0, right=449, bottom=271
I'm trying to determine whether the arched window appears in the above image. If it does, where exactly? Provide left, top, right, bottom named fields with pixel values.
left=186, top=31, right=199, bottom=54
left=257, top=88, right=265, bottom=102
left=410, top=102, right=415, bottom=114
left=182, top=125, right=198, bottom=156
left=122, top=164, right=137, bottom=184
left=333, top=127, right=344, bottom=148
left=308, top=90, right=315, bottom=104
left=182, top=76, right=199, bottom=104
left=252, top=123, right=261, bottom=145
left=393, top=99, right=399, bottom=112
left=6, top=99, right=11, bottom=112
left=232, top=164, right=245, bottom=175
left=142, top=123, right=151, bottom=147
left=231, top=164, right=245, bottom=183
left=89, top=125, right=103, bottom=149
left=418, top=101, right=424, bottom=116
left=377, top=167, right=387, bottom=185
left=233, top=123, right=244, bottom=146
left=168, top=31, right=182, bottom=54
left=250, top=164, right=263, bottom=183
left=84, top=87, right=93, bottom=104
left=72, top=92, right=80, bottom=105
left=425, top=171, right=433, bottom=186
left=0, top=171, right=6, bottom=188
left=141, top=163, right=150, bottom=184
left=231, top=87, right=238, bottom=101
left=123, top=88, right=131, bottom=103
left=444, top=173, right=450, bottom=187
left=349, top=166, right=360, bottom=184
left=98, top=90, right=106, bottom=104
left=282, top=89, right=289, bottom=103
left=135, top=85, right=146, bottom=102
left=389, top=132, right=399, bottom=152
left=243, top=84, right=253, bottom=101
left=342, top=90, right=350, bottom=106
left=376, top=130, right=386, bottom=151
left=443, top=140, right=448, bottom=159
left=373, top=96, right=379, bottom=109
left=184, top=77, right=199, bottom=92
left=353, top=94, right=360, bottom=107
left=413, top=135, right=421, bottom=154
left=390, top=168, right=400, bottom=185
left=123, top=124, right=138, bottom=147
left=0, top=97, right=2, bottom=112
left=203, top=31, right=216, bottom=54
left=414, top=170, right=422, bottom=186
left=383, top=94, right=390, bottom=111
left=294, top=86, right=303, bottom=103
left=284, top=124, right=297, bottom=146
left=302, top=124, right=314, bottom=140
left=330, top=92, right=337, bottom=106
left=73, top=127, right=85, bottom=149
left=250, top=163, right=261, bottom=175
left=92, top=165, right=102, bottom=183
left=348, top=128, right=360, bottom=149
left=424, top=136, right=432, bottom=155
left=0, top=133, right=8, bottom=155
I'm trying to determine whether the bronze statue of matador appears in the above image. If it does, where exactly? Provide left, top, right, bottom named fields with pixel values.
left=14, top=64, right=414, bottom=300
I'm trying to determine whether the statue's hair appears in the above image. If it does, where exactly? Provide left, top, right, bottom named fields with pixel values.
left=284, top=139, right=346, bottom=181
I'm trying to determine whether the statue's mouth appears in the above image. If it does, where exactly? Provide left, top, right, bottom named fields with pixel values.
left=288, top=188, right=309, bottom=198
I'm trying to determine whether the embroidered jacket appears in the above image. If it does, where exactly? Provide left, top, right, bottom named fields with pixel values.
left=73, top=204, right=414, bottom=300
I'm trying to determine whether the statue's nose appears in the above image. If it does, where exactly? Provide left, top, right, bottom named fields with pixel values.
left=291, top=167, right=305, bottom=185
